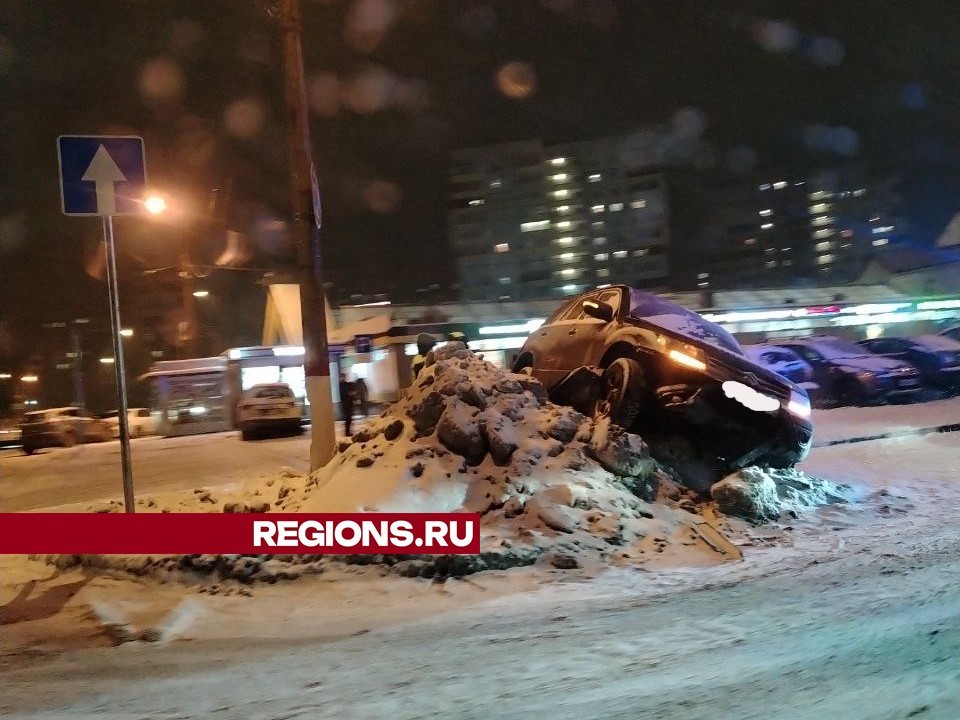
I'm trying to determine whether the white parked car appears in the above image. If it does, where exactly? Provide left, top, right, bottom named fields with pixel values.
left=236, top=383, right=303, bottom=441
left=743, top=344, right=818, bottom=391
left=100, top=408, right=158, bottom=438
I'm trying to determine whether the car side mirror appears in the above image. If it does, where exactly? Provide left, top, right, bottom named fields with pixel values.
left=582, top=299, right=614, bottom=322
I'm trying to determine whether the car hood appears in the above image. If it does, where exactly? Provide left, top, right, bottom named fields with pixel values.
left=831, top=355, right=916, bottom=374
left=625, top=316, right=803, bottom=397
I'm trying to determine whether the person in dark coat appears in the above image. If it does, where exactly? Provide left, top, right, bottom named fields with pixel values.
left=411, top=333, right=437, bottom=380
left=339, top=372, right=356, bottom=437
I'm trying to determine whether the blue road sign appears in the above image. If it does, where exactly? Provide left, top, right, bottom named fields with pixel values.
left=57, top=135, right=146, bottom=216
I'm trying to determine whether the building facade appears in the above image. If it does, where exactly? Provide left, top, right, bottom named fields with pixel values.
left=706, top=170, right=907, bottom=289
left=448, top=137, right=671, bottom=301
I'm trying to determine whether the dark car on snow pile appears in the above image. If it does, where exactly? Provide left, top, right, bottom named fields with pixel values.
left=857, top=335, right=960, bottom=392
left=512, top=286, right=813, bottom=469
left=775, top=336, right=923, bottom=406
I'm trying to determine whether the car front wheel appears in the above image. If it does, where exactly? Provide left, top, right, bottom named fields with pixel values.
left=592, top=357, right=646, bottom=430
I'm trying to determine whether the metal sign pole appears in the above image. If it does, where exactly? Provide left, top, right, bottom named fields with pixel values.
left=103, top=215, right=136, bottom=513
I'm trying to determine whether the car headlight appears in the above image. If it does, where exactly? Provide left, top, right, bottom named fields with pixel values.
left=657, top=335, right=707, bottom=371
left=785, top=390, right=811, bottom=419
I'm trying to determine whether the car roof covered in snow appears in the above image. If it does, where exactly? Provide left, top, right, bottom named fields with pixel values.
left=911, top=334, right=960, bottom=351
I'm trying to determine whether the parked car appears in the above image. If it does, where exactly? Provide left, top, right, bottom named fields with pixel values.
left=857, top=335, right=960, bottom=391
left=236, top=383, right=303, bottom=440
left=99, top=408, right=159, bottom=438
left=0, top=422, right=21, bottom=449
left=512, top=286, right=813, bottom=469
left=939, top=325, right=960, bottom=343
left=19, top=407, right=113, bottom=454
left=776, top=336, right=923, bottom=407
left=743, top=344, right=818, bottom=389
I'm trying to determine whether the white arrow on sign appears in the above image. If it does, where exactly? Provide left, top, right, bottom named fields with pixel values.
left=81, top=145, right=127, bottom=215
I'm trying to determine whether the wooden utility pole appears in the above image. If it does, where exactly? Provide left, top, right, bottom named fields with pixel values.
left=279, top=0, right=336, bottom=470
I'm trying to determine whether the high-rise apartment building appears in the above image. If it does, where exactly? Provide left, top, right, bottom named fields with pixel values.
left=448, top=137, right=670, bottom=301
left=706, top=171, right=906, bottom=288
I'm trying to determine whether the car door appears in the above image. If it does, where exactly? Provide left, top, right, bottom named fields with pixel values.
left=786, top=345, right=832, bottom=388
left=578, top=287, right=627, bottom=367
left=526, top=297, right=586, bottom=387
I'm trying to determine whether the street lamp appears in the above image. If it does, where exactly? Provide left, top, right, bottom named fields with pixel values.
left=20, top=374, right=38, bottom=383
left=144, top=194, right=168, bottom=215
left=0, top=373, right=11, bottom=380
left=120, top=328, right=134, bottom=337
left=99, top=357, right=115, bottom=365
left=192, top=290, right=209, bottom=298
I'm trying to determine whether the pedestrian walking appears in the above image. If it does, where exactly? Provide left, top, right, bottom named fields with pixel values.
left=339, top=372, right=356, bottom=437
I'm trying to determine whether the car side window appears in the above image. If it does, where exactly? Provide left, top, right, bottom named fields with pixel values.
left=595, top=289, right=622, bottom=316
left=558, top=296, right=593, bottom=322
left=138, top=409, right=151, bottom=418
left=797, top=347, right=822, bottom=363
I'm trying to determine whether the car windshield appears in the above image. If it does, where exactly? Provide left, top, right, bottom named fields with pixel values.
left=628, top=290, right=743, bottom=354
left=256, top=386, right=293, bottom=399
left=815, top=338, right=871, bottom=359
left=761, top=350, right=797, bottom=364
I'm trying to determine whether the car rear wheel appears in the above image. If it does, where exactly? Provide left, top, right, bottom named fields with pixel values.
left=62, top=430, right=78, bottom=448
left=23, top=445, right=35, bottom=455
left=592, top=358, right=645, bottom=429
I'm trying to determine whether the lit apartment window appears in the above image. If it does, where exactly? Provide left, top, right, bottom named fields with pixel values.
left=613, top=250, right=627, bottom=259
left=630, top=199, right=647, bottom=209
left=872, top=225, right=895, bottom=234
left=520, top=220, right=550, bottom=232
left=593, top=236, right=607, bottom=246
left=499, top=277, right=510, bottom=285
left=783, top=259, right=793, bottom=266
left=633, top=248, right=649, bottom=257
left=597, top=268, right=610, bottom=278
left=555, top=220, right=573, bottom=230
left=758, top=183, right=772, bottom=191
left=556, top=236, right=576, bottom=246
left=550, top=157, right=567, bottom=166
left=872, top=238, right=890, bottom=247
left=468, top=198, right=484, bottom=206
left=808, top=190, right=832, bottom=201
left=697, top=272, right=710, bottom=280
left=765, top=260, right=777, bottom=268
left=764, top=247, right=776, bottom=254
left=588, top=173, right=602, bottom=182
left=552, top=189, right=571, bottom=199
left=610, top=202, right=624, bottom=212
left=556, top=205, right=572, bottom=214
left=490, top=179, right=502, bottom=188
left=744, top=237, right=757, bottom=245
left=561, top=283, right=577, bottom=293
left=809, top=203, right=831, bottom=214
left=814, top=241, right=832, bottom=252
left=817, top=254, right=835, bottom=265
left=761, top=222, right=774, bottom=230
left=759, top=209, right=772, bottom=217
left=811, top=215, right=834, bottom=227
left=558, top=252, right=575, bottom=261
left=560, top=267, right=578, bottom=277
left=592, top=220, right=605, bottom=229
left=781, top=247, right=792, bottom=252
left=773, top=180, right=788, bottom=190
left=591, top=204, right=605, bottom=214
left=494, top=243, right=510, bottom=253
left=813, top=228, right=835, bottom=239
left=594, top=253, right=609, bottom=261
left=550, top=173, right=569, bottom=182
left=841, top=229, right=854, bottom=237
left=853, top=188, right=866, bottom=197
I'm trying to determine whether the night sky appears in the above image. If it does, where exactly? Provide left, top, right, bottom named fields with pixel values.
left=3, top=0, right=960, bottom=360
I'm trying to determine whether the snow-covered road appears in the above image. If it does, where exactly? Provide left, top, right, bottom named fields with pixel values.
left=2, top=403, right=959, bottom=719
